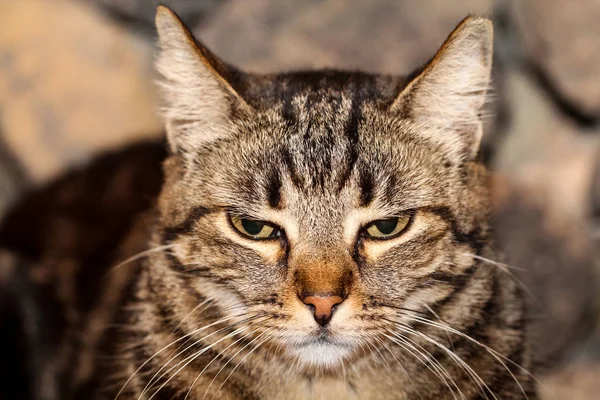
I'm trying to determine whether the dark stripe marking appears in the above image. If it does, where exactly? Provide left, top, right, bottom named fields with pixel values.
left=280, top=147, right=303, bottom=189
left=162, top=206, right=213, bottom=242
left=266, top=169, right=282, bottom=209
left=358, top=166, right=375, bottom=207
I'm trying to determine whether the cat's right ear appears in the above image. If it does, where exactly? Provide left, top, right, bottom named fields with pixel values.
left=155, top=5, right=250, bottom=154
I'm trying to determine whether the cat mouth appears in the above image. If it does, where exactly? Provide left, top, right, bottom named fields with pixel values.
left=297, top=332, right=346, bottom=348
left=286, top=332, right=355, bottom=367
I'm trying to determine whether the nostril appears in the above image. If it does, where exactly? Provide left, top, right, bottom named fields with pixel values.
left=301, top=295, right=344, bottom=327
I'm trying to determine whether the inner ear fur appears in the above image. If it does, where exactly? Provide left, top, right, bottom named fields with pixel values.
left=155, top=5, right=251, bottom=155
left=391, top=17, right=494, bottom=161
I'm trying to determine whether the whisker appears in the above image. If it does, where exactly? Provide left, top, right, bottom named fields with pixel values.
left=105, top=244, right=175, bottom=278
left=461, top=253, right=526, bottom=272
left=456, top=254, right=538, bottom=303
left=372, top=336, right=423, bottom=400
left=145, top=324, right=255, bottom=400
left=382, top=331, right=463, bottom=400
left=185, top=327, right=263, bottom=400
left=116, top=311, right=248, bottom=400
left=391, top=321, right=496, bottom=400
left=412, top=320, right=543, bottom=398
left=202, top=329, right=271, bottom=399
left=394, top=312, right=535, bottom=398
left=212, top=330, right=273, bottom=400
left=424, top=305, right=455, bottom=350
left=173, top=299, right=214, bottom=333
left=136, top=312, right=260, bottom=400
left=402, top=310, right=540, bottom=387
left=365, top=336, right=391, bottom=370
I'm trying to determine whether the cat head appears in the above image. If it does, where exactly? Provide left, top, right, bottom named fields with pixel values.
left=154, top=5, right=493, bottom=370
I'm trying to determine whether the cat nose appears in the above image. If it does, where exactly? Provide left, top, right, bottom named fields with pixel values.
left=302, top=295, right=344, bottom=326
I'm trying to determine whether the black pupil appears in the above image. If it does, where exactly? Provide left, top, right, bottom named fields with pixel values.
left=374, top=218, right=398, bottom=235
left=241, top=219, right=265, bottom=235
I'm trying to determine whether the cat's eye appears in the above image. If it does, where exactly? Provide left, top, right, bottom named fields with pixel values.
left=363, top=214, right=413, bottom=240
left=230, top=216, right=281, bottom=240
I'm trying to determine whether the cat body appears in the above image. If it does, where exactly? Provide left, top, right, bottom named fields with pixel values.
left=0, top=6, right=537, bottom=400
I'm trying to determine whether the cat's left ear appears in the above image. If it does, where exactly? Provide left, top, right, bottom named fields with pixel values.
left=155, top=5, right=250, bottom=154
left=391, top=17, right=493, bottom=161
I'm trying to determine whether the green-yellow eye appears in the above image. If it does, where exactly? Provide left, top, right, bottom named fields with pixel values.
left=364, top=214, right=413, bottom=239
left=230, top=216, right=280, bottom=240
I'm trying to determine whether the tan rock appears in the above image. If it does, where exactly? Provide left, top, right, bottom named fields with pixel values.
left=541, top=362, right=600, bottom=400
left=0, top=0, right=162, bottom=184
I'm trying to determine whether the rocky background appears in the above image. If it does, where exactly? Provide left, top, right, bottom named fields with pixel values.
left=1, top=0, right=599, bottom=398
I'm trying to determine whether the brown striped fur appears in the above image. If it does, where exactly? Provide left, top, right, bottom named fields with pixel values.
left=0, top=6, right=536, bottom=400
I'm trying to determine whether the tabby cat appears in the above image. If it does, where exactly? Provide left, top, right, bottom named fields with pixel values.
left=0, top=6, right=537, bottom=400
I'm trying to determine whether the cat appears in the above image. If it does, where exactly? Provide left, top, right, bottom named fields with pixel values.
left=0, top=5, right=537, bottom=400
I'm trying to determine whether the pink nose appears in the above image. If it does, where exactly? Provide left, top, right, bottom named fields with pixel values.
left=302, top=295, right=344, bottom=326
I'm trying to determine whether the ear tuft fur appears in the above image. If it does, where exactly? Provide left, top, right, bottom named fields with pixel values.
left=155, top=5, right=248, bottom=155
left=391, top=16, right=494, bottom=161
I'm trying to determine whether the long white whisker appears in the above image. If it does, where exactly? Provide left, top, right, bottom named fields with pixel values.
left=106, top=244, right=176, bottom=278
left=116, top=310, right=246, bottom=400
left=366, top=336, right=391, bottom=370
left=461, top=253, right=526, bottom=272
left=424, top=304, right=456, bottom=353
left=373, top=336, right=423, bottom=399
left=212, top=330, right=272, bottom=400
left=185, top=327, right=263, bottom=400
left=458, top=254, right=538, bottom=303
left=382, top=331, right=463, bottom=400
left=139, top=313, right=260, bottom=399
left=409, top=311, right=536, bottom=382
left=393, top=322, right=495, bottom=400
left=146, top=325, right=253, bottom=400
left=400, top=313, right=533, bottom=398
left=202, top=329, right=270, bottom=399
left=174, top=299, right=214, bottom=333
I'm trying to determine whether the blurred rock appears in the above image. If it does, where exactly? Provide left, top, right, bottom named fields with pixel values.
left=0, top=132, right=27, bottom=219
left=88, top=0, right=223, bottom=33
left=540, top=362, right=600, bottom=400
left=508, top=0, right=600, bottom=120
left=0, top=0, right=162, bottom=184
left=197, top=0, right=493, bottom=73
left=494, top=70, right=600, bottom=221
left=492, top=180, right=597, bottom=364
left=591, top=153, right=600, bottom=225
left=492, top=66, right=600, bottom=364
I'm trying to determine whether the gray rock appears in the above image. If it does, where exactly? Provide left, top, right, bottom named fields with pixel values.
left=0, top=132, right=27, bottom=220
left=507, top=0, right=600, bottom=120
left=89, top=0, right=223, bottom=31
left=492, top=184, right=598, bottom=364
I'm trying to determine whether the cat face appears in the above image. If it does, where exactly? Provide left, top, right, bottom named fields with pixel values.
left=154, top=7, right=493, bottom=371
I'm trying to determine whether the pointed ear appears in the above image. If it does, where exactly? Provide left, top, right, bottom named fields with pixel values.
left=155, top=5, right=250, bottom=154
left=391, top=17, right=493, bottom=161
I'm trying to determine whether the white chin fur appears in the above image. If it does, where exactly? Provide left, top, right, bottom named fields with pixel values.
left=289, top=342, right=353, bottom=368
